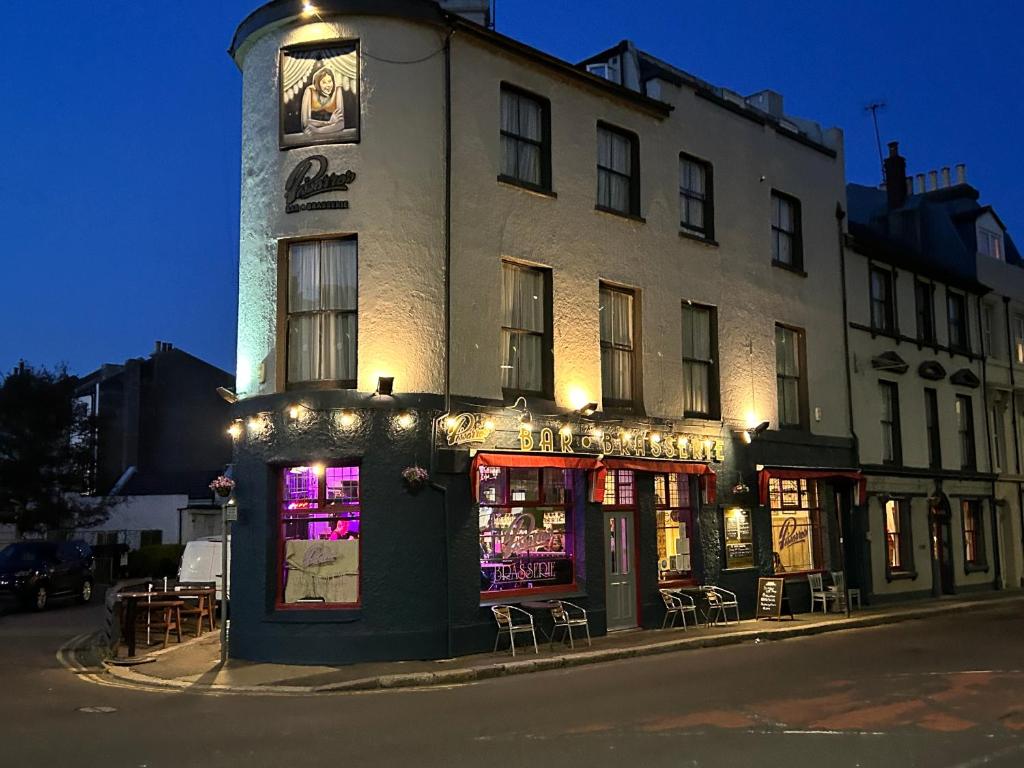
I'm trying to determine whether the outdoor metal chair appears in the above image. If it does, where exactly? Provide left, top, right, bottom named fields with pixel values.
left=808, top=572, right=838, bottom=613
left=659, top=589, right=698, bottom=630
left=701, top=585, right=741, bottom=624
left=829, top=571, right=862, bottom=610
left=491, top=605, right=538, bottom=657
left=549, top=600, right=591, bottom=649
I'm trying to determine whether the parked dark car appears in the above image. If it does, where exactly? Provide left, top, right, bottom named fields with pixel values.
left=0, top=541, right=95, bottom=611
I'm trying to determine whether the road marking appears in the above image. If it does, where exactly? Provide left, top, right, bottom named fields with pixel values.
left=77, top=705, right=117, bottom=714
left=945, top=742, right=1024, bottom=767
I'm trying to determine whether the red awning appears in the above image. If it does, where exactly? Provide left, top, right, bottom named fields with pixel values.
left=603, top=458, right=717, bottom=505
left=471, top=453, right=607, bottom=503
left=758, top=467, right=866, bottom=506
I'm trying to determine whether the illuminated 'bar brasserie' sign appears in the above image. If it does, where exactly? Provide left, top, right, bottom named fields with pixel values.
left=437, top=412, right=725, bottom=463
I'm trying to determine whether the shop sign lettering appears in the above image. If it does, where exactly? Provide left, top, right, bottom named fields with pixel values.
left=491, top=560, right=557, bottom=584
left=285, top=154, right=356, bottom=213
left=778, top=517, right=808, bottom=550
left=500, top=513, right=557, bottom=556
left=439, top=413, right=495, bottom=446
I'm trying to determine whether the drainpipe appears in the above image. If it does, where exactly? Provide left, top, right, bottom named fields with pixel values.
left=836, top=204, right=859, bottom=607
left=979, top=294, right=1002, bottom=589
left=1002, top=296, right=1024, bottom=587
left=440, top=28, right=455, bottom=657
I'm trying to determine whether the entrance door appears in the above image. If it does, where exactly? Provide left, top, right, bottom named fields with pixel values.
left=930, top=512, right=954, bottom=595
left=604, top=509, right=637, bottom=630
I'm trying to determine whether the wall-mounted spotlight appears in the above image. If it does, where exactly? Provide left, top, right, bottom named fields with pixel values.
left=397, top=411, right=415, bottom=429
left=576, top=402, right=599, bottom=417
left=227, top=421, right=242, bottom=439
left=216, top=386, right=237, bottom=404
left=375, top=376, right=394, bottom=396
left=747, top=421, right=770, bottom=439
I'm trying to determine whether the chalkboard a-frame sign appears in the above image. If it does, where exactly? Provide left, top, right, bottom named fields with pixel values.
left=755, top=577, right=788, bottom=620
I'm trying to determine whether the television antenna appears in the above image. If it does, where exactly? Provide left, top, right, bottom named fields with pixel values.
left=864, top=100, right=887, bottom=182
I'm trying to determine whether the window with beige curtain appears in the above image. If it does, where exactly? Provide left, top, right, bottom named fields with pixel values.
left=600, top=284, right=635, bottom=404
left=775, top=324, right=803, bottom=427
left=597, top=125, right=636, bottom=215
left=682, top=303, right=716, bottom=417
left=500, top=86, right=547, bottom=189
left=501, top=262, right=546, bottom=393
left=286, top=238, right=357, bottom=385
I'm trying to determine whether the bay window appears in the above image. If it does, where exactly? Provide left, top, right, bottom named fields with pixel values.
left=279, top=465, right=361, bottom=606
left=285, top=238, right=358, bottom=386
left=768, top=477, right=822, bottom=573
left=478, top=466, right=574, bottom=595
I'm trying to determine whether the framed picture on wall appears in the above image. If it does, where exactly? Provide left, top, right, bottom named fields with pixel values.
left=280, top=40, right=360, bottom=148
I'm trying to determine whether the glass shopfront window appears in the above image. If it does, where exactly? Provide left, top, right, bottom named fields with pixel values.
left=768, top=477, right=822, bottom=574
left=723, top=507, right=754, bottom=569
left=279, top=465, right=361, bottom=607
left=655, top=473, right=695, bottom=583
left=478, top=466, right=574, bottom=596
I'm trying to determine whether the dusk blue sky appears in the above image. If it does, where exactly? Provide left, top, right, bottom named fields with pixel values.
left=2, top=1, right=1020, bottom=378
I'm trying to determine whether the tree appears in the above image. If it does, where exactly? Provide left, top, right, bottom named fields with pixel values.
left=0, top=362, right=105, bottom=534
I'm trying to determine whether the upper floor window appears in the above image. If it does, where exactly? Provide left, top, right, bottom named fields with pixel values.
left=1014, top=314, right=1024, bottom=364
left=587, top=56, right=621, bottom=84
left=285, top=237, right=357, bottom=387
left=499, top=85, right=551, bottom=192
left=870, top=266, right=896, bottom=333
left=915, top=280, right=935, bottom=344
left=775, top=324, right=806, bottom=429
left=879, top=380, right=902, bottom=465
left=596, top=123, right=640, bottom=217
left=924, top=387, right=942, bottom=470
left=947, top=291, right=969, bottom=352
left=771, top=191, right=803, bottom=271
left=501, top=262, right=550, bottom=397
left=979, top=228, right=1004, bottom=260
left=681, top=303, right=719, bottom=418
left=982, top=303, right=996, bottom=358
left=600, top=284, right=637, bottom=407
left=679, top=154, right=713, bottom=239
left=956, top=394, right=976, bottom=471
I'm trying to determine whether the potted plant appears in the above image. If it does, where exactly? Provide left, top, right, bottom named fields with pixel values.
left=401, top=465, right=429, bottom=493
left=209, top=475, right=236, bottom=499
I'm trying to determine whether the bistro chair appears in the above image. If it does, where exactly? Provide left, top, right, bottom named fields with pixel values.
left=829, top=571, right=862, bottom=610
left=659, top=589, right=698, bottom=630
left=491, top=605, right=538, bottom=657
left=176, top=586, right=216, bottom=637
left=701, top=585, right=741, bottom=624
left=808, top=573, right=838, bottom=613
left=549, top=600, right=591, bottom=649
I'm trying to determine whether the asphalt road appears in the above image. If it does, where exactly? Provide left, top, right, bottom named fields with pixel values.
left=1, top=596, right=1022, bottom=768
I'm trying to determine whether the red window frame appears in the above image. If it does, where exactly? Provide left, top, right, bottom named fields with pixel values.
left=276, top=462, right=362, bottom=611
left=768, top=477, right=824, bottom=576
left=654, top=473, right=697, bottom=587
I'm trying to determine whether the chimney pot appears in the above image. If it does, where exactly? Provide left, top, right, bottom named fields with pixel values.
left=915, top=173, right=926, bottom=193
left=955, top=163, right=966, bottom=185
left=927, top=170, right=938, bottom=191
left=905, top=176, right=913, bottom=194
left=941, top=167, right=951, bottom=188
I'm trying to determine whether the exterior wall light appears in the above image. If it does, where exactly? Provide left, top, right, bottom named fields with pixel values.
left=288, top=405, right=300, bottom=420
left=483, top=418, right=495, bottom=431
left=745, top=421, right=770, bottom=442
left=246, top=417, right=261, bottom=432
left=650, top=432, right=661, bottom=444
left=577, top=402, right=599, bottom=417
left=338, top=410, right=356, bottom=428
left=227, top=421, right=242, bottom=439
left=559, top=424, right=572, bottom=438
left=376, top=376, right=395, bottom=396
left=444, top=415, right=458, bottom=429
left=312, top=463, right=325, bottom=476
left=397, top=412, right=415, bottom=429
left=301, top=2, right=316, bottom=15
left=592, top=427, right=604, bottom=440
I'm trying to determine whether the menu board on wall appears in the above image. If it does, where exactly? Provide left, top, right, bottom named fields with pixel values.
left=723, top=508, right=754, bottom=569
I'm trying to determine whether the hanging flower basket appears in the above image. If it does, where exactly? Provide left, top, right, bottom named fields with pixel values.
left=209, top=475, right=236, bottom=498
left=401, top=465, right=429, bottom=493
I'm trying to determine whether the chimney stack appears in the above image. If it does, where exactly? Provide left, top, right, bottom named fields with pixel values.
left=883, top=142, right=908, bottom=209
left=941, top=167, right=951, bottom=188
left=955, top=163, right=967, bottom=185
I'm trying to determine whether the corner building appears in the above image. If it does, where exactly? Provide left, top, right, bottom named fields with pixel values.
left=228, top=0, right=859, bottom=664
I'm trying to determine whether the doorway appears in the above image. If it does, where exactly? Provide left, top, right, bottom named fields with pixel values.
left=604, top=509, right=637, bottom=630
left=929, top=506, right=954, bottom=595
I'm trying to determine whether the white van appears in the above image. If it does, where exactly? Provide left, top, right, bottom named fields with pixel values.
left=177, top=536, right=230, bottom=602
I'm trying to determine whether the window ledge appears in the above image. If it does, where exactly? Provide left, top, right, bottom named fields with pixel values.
left=885, top=570, right=918, bottom=582
left=264, top=608, right=363, bottom=624
left=594, top=205, right=646, bottom=224
left=964, top=562, right=989, bottom=574
left=771, top=259, right=808, bottom=277
left=497, top=175, right=557, bottom=199
left=480, top=589, right=586, bottom=607
left=679, top=229, right=718, bottom=247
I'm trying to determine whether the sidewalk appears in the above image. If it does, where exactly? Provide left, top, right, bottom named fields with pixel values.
left=91, top=592, right=1023, bottom=695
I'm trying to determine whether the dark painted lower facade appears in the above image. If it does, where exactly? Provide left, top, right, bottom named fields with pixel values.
left=229, top=391, right=859, bottom=665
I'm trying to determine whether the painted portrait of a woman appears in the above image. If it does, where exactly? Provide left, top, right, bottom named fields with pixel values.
left=301, top=67, right=346, bottom=135
left=280, top=41, right=360, bottom=148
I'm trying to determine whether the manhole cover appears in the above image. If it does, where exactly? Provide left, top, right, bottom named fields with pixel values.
left=77, top=706, right=117, bottom=714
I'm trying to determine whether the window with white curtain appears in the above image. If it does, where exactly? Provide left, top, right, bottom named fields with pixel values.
left=682, top=303, right=717, bottom=417
left=679, top=155, right=712, bottom=238
left=286, top=238, right=357, bottom=385
left=600, top=284, right=636, bottom=405
left=501, top=262, right=547, bottom=395
left=499, top=85, right=549, bottom=190
left=775, top=324, right=804, bottom=428
left=978, top=227, right=1003, bottom=260
left=597, top=124, right=638, bottom=216
left=771, top=191, right=802, bottom=269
